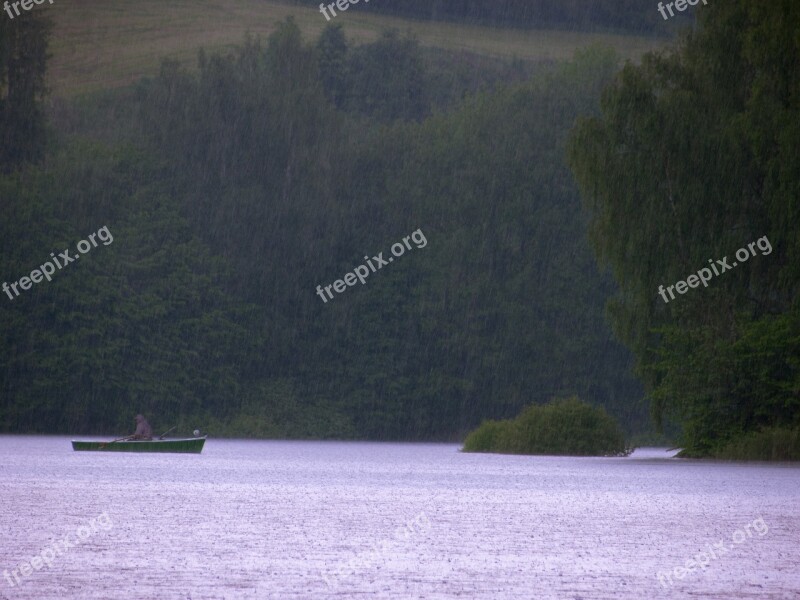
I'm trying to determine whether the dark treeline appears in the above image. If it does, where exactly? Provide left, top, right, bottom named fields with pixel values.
left=0, top=13, right=50, bottom=171
left=569, top=0, right=800, bottom=457
left=7, top=2, right=794, bottom=456
left=0, top=16, right=647, bottom=440
left=286, top=0, right=686, bottom=35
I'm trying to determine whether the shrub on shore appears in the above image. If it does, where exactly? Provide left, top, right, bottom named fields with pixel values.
left=463, top=396, right=629, bottom=456
left=709, top=427, right=800, bottom=461
left=460, top=419, right=513, bottom=452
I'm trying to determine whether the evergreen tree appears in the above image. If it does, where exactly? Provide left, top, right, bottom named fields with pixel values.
left=0, top=12, right=51, bottom=171
left=316, top=23, right=348, bottom=108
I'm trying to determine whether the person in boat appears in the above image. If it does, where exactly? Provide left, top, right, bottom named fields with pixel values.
left=131, top=414, right=153, bottom=440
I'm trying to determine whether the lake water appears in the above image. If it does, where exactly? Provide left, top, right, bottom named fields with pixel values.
left=0, top=437, right=798, bottom=599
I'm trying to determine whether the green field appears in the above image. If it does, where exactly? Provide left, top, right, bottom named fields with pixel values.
left=48, top=0, right=669, bottom=96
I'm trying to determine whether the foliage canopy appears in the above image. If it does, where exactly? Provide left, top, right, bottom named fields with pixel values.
left=568, top=0, right=800, bottom=457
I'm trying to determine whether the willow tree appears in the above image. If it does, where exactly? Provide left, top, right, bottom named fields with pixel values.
left=568, top=0, right=800, bottom=455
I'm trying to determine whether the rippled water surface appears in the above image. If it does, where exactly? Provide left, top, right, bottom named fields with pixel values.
left=1, top=437, right=798, bottom=599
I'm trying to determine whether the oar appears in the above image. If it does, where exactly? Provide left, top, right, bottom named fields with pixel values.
left=98, top=436, right=132, bottom=449
left=159, top=426, right=177, bottom=440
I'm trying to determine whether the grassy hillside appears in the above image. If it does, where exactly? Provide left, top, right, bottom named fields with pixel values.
left=47, top=0, right=668, bottom=97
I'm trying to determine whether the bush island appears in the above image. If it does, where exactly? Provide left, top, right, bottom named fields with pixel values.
left=463, top=396, right=629, bottom=456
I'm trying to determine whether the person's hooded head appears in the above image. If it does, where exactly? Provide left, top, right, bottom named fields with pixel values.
left=135, top=414, right=145, bottom=423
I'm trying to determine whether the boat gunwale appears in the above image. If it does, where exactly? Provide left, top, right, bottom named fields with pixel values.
left=71, top=436, right=207, bottom=453
left=70, top=436, right=207, bottom=444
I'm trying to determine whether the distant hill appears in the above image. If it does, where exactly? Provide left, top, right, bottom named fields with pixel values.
left=47, top=0, right=667, bottom=96
left=282, top=0, right=690, bottom=35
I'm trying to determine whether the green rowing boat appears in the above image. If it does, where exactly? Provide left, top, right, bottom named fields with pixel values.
left=71, top=437, right=206, bottom=454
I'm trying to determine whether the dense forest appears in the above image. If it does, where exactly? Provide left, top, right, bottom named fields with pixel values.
left=2, top=1, right=797, bottom=457
left=1, top=15, right=646, bottom=439
left=569, top=0, right=800, bottom=457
